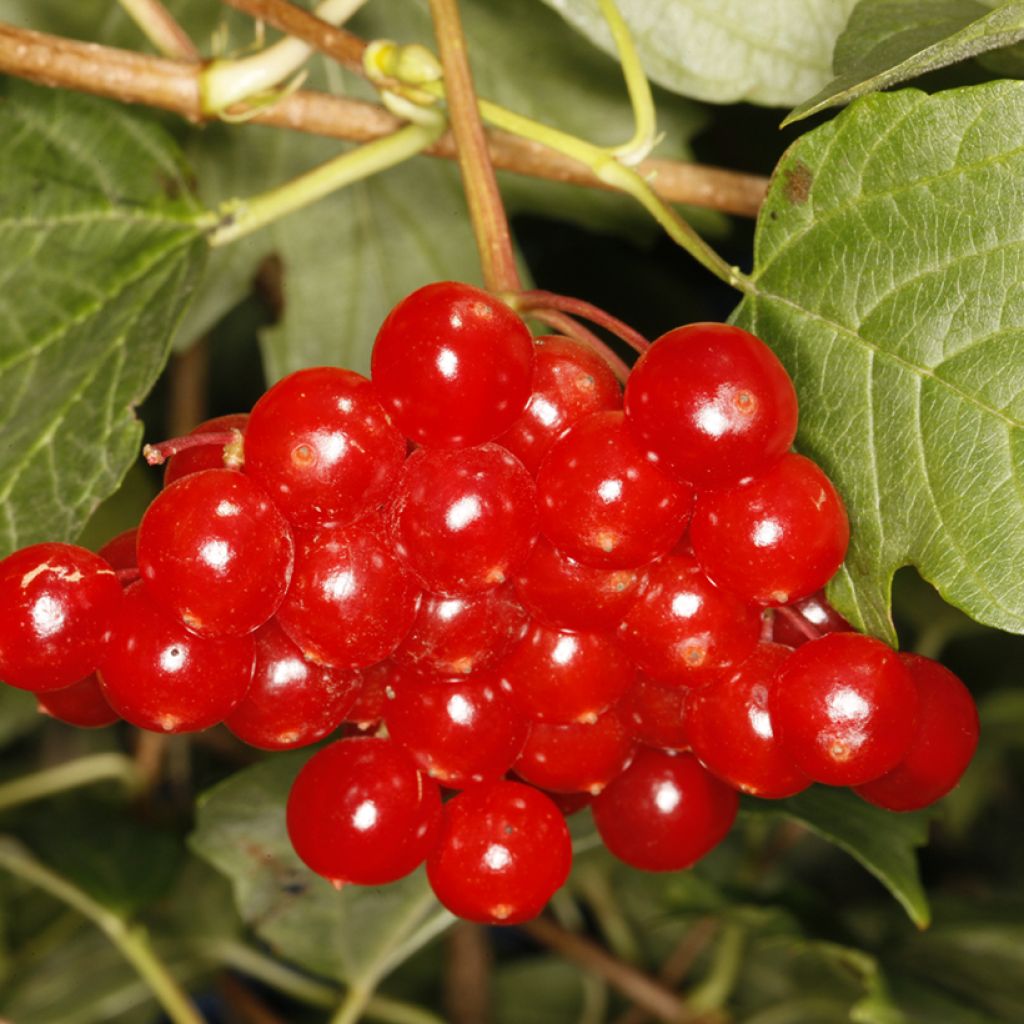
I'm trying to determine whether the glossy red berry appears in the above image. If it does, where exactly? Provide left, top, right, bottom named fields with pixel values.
left=426, top=780, right=571, bottom=924
left=616, top=552, right=762, bottom=687
left=618, top=677, right=691, bottom=751
left=513, top=536, right=642, bottom=632
left=225, top=621, right=362, bottom=750
left=624, top=323, right=797, bottom=487
left=496, top=335, right=621, bottom=473
left=384, top=666, right=528, bottom=788
left=0, top=543, right=121, bottom=693
left=372, top=282, right=534, bottom=448
left=855, top=654, right=979, bottom=811
left=592, top=749, right=738, bottom=871
left=287, top=737, right=442, bottom=886
left=276, top=516, right=421, bottom=669
left=164, top=413, right=248, bottom=486
left=97, top=528, right=138, bottom=571
left=686, top=643, right=809, bottom=798
left=691, top=453, right=849, bottom=606
left=772, top=590, right=852, bottom=647
left=514, top=707, right=635, bottom=794
left=345, top=660, right=394, bottom=730
left=387, top=444, right=538, bottom=594
left=99, top=582, right=254, bottom=732
left=499, top=620, right=635, bottom=724
left=244, top=367, right=405, bottom=528
left=392, top=584, right=527, bottom=676
left=536, top=411, right=693, bottom=569
left=137, top=469, right=293, bottom=637
left=769, top=633, right=918, bottom=786
left=37, top=673, right=119, bottom=728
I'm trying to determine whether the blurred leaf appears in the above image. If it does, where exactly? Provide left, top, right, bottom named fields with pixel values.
left=0, top=81, right=205, bottom=557
left=75, top=462, right=158, bottom=553
left=746, top=788, right=930, bottom=927
left=0, top=686, right=41, bottom=749
left=537, top=0, right=857, bottom=105
left=732, top=82, right=1024, bottom=643
left=786, top=0, right=1024, bottom=124
left=493, top=957, right=588, bottom=1024
left=190, top=753, right=452, bottom=985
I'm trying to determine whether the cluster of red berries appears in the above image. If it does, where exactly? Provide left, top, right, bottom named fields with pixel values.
left=0, top=281, right=979, bottom=926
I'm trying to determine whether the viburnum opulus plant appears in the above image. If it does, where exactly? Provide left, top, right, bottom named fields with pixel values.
left=0, top=1, right=1021, bottom=1023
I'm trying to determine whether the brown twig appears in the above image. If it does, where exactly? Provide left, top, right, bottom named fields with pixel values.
left=0, top=22, right=766, bottom=216
left=443, top=922, right=492, bottom=1024
left=521, top=917, right=725, bottom=1024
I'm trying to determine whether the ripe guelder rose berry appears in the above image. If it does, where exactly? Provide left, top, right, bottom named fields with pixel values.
left=496, top=335, right=621, bottom=474
left=536, top=410, right=694, bottom=570
left=769, top=633, right=918, bottom=786
left=691, top=453, right=849, bottom=606
left=37, top=673, right=118, bottom=728
left=0, top=543, right=121, bottom=693
left=624, top=322, right=798, bottom=487
left=371, top=281, right=534, bottom=448
left=287, top=737, right=442, bottom=886
left=855, top=653, right=979, bottom=811
left=426, top=780, right=572, bottom=925
left=163, top=413, right=248, bottom=486
left=772, top=590, right=852, bottom=647
left=618, top=677, right=692, bottom=751
left=243, top=367, right=405, bottom=529
left=686, top=643, right=809, bottom=799
left=387, top=444, right=538, bottom=594
left=137, top=469, right=294, bottom=637
left=592, top=749, right=738, bottom=871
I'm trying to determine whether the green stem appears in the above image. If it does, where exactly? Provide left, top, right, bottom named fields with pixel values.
left=203, top=937, right=338, bottom=1007
left=0, top=753, right=142, bottom=814
left=597, top=0, right=658, bottom=165
left=427, top=0, right=522, bottom=294
left=687, top=923, right=745, bottom=1014
left=117, top=0, right=199, bottom=61
left=204, top=118, right=445, bottom=246
left=0, top=837, right=204, bottom=1024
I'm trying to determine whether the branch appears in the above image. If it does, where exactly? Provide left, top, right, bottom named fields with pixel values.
left=119, top=0, right=200, bottom=61
left=0, top=22, right=767, bottom=216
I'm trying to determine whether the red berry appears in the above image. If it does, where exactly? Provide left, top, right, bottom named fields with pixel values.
left=426, top=780, right=571, bottom=924
left=99, top=582, right=254, bottom=732
left=97, top=529, right=138, bottom=571
left=855, top=654, right=979, bottom=811
left=164, top=413, right=248, bottom=486
left=0, top=543, right=121, bottom=693
left=372, top=282, right=534, bottom=448
left=496, top=335, right=621, bottom=473
left=513, top=536, right=642, bottom=632
left=384, top=666, right=528, bottom=787
left=772, top=590, right=852, bottom=647
left=691, top=453, right=849, bottom=606
left=686, top=643, right=809, bottom=799
left=618, top=677, right=691, bottom=751
left=514, top=707, right=635, bottom=794
left=276, top=516, right=421, bottom=669
left=624, top=323, right=797, bottom=487
left=225, top=621, right=363, bottom=750
left=387, top=445, right=538, bottom=594
left=499, top=620, right=635, bottom=724
left=616, top=552, right=762, bottom=687
left=769, top=633, right=918, bottom=786
left=536, top=411, right=693, bottom=569
left=287, top=737, right=442, bottom=886
left=392, top=584, right=528, bottom=676
left=137, top=469, right=294, bottom=637
left=244, top=367, right=405, bottom=528
left=37, top=673, right=118, bottom=728
left=592, top=749, right=738, bottom=871
left=345, top=660, right=394, bottom=731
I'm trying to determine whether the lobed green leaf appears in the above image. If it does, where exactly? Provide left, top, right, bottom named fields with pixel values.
left=733, top=82, right=1024, bottom=643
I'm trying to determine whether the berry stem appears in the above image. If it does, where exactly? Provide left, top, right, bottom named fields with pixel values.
left=426, top=0, right=522, bottom=294
left=0, top=838, right=204, bottom=1024
left=773, top=604, right=824, bottom=644
left=0, top=753, right=142, bottom=814
left=117, top=0, right=199, bottom=61
left=203, top=117, right=446, bottom=246
left=514, top=290, right=650, bottom=355
left=117, top=567, right=142, bottom=585
left=529, top=308, right=632, bottom=382
left=143, top=429, right=242, bottom=466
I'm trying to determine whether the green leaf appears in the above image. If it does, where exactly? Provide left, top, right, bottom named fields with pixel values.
left=732, top=82, right=1024, bottom=642
left=536, top=0, right=857, bottom=106
left=0, top=687, right=40, bottom=749
left=0, top=82, right=205, bottom=557
left=786, top=0, right=1024, bottom=124
left=189, top=753, right=452, bottom=985
left=745, top=788, right=931, bottom=928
